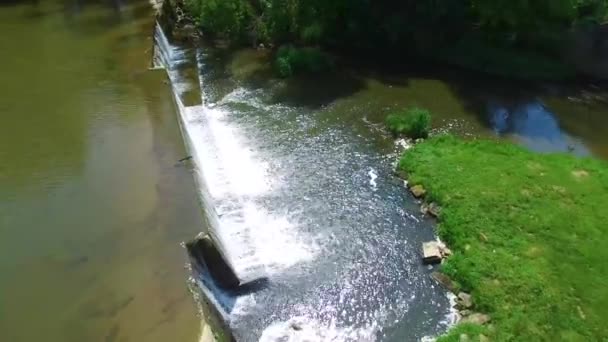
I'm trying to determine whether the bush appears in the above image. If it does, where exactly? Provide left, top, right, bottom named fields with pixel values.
left=274, top=45, right=333, bottom=78
left=183, top=0, right=253, bottom=41
left=438, top=34, right=576, bottom=80
left=385, top=107, right=432, bottom=139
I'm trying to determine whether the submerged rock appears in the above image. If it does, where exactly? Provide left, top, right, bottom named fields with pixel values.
left=431, top=271, right=458, bottom=293
left=421, top=202, right=441, bottom=217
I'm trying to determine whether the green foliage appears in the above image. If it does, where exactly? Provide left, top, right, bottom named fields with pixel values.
left=180, top=0, right=608, bottom=79
left=386, top=108, right=431, bottom=139
left=471, top=0, right=577, bottom=36
left=184, top=0, right=253, bottom=41
left=274, top=45, right=333, bottom=77
left=400, top=135, right=608, bottom=340
left=439, top=34, right=576, bottom=80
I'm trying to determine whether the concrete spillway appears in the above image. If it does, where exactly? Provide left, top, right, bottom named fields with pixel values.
left=153, top=22, right=267, bottom=293
left=154, top=21, right=455, bottom=342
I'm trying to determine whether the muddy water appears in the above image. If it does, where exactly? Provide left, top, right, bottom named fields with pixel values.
left=0, top=1, right=200, bottom=342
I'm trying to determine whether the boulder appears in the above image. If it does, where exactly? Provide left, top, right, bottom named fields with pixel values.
left=457, top=292, right=473, bottom=309
left=461, top=313, right=491, bottom=325
left=459, top=309, right=472, bottom=317
left=479, top=334, right=490, bottom=342
left=431, top=271, right=458, bottom=292
left=422, top=241, right=442, bottom=264
left=459, top=334, right=470, bottom=342
left=410, top=185, right=426, bottom=198
left=440, top=245, right=452, bottom=258
left=427, top=202, right=441, bottom=217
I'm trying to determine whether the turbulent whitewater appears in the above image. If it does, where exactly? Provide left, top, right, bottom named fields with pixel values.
left=154, top=23, right=455, bottom=341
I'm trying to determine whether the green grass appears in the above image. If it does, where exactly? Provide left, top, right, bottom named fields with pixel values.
left=386, top=107, right=431, bottom=139
left=399, top=135, right=608, bottom=341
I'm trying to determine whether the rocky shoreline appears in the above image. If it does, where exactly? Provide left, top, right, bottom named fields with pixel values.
left=395, top=138, right=493, bottom=341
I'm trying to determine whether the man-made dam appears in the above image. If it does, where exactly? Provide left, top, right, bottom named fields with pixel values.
left=154, top=21, right=455, bottom=342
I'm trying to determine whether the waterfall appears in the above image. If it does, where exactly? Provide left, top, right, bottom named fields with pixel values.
left=153, top=22, right=266, bottom=291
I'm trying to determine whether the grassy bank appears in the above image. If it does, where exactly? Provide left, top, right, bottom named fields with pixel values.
left=399, top=135, right=608, bottom=341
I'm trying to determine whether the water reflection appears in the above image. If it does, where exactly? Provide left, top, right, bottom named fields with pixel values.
left=488, top=99, right=590, bottom=156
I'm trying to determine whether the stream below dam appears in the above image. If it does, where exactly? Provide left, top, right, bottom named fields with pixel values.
left=2, top=1, right=608, bottom=341
left=155, top=14, right=608, bottom=342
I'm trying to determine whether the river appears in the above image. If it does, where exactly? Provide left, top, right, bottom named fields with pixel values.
left=0, top=1, right=201, bottom=342
left=154, top=16, right=608, bottom=342
left=3, top=1, right=608, bottom=342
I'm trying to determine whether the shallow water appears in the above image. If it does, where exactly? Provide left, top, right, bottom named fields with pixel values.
left=0, top=1, right=200, bottom=341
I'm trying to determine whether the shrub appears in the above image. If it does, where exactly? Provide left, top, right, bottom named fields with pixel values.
left=274, top=45, right=333, bottom=78
left=386, top=107, right=432, bottom=139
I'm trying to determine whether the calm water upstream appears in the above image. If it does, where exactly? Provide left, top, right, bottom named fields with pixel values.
left=0, top=1, right=201, bottom=342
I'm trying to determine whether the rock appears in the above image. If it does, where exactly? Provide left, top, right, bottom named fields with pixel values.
left=422, top=241, right=442, bottom=264
left=461, top=313, right=491, bottom=325
left=577, top=306, right=586, bottom=320
left=393, top=169, right=408, bottom=179
left=479, top=334, right=490, bottom=342
left=420, top=203, right=429, bottom=215
left=459, top=334, right=470, bottom=342
left=457, top=292, right=473, bottom=309
left=290, top=322, right=302, bottom=331
left=427, top=202, right=441, bottom=217
left=431, top=271, right=458, bottom=292
left=258, top=43, right=266, bottom=50
left=479, top=232, right=489, bottom=242
left=410, top=185, right=426, bottom=198
left=459, top=309, right=472, bottom=317
left=440, top=245, right=452, bottom=258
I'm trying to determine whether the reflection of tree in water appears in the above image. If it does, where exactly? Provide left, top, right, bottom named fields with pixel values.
left=488, top=99, right=590, bottom=155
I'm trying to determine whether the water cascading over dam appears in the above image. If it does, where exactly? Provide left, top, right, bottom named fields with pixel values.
left=154, top=22, right=456, bottom=341
left=153, top=22, right=268, bottom=293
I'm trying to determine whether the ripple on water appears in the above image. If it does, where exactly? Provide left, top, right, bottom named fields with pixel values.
left=179, top=85, right=454, bottom=341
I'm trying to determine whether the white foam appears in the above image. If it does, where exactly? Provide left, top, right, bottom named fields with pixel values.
left=244, top=203, right=318, bottom=273
left=259, top=317, right=378, bottom=342
left=395, top=138, right=413, bottom=150
left=368, top=168, right=378, bottom=189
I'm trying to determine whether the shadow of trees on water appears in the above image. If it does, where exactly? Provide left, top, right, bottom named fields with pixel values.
left=197, top=41, right=608, bottom=156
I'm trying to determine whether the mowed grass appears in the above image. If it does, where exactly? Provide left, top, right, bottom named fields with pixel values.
left=399, top=135, right=608, bottom=341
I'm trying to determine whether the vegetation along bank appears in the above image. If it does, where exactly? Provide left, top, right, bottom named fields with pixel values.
left=179, top=0, right=608, bottom=79
left=399, top=134, right=608, bottom=341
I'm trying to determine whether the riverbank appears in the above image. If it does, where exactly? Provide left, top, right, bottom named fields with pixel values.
left=398, top=135, right=608, bottom=341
